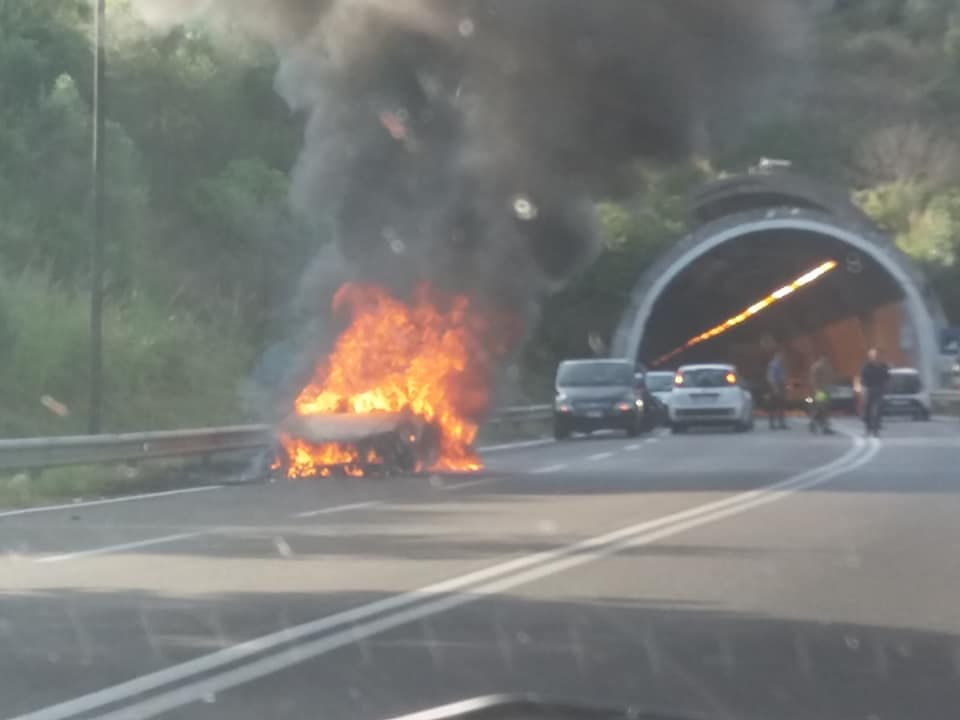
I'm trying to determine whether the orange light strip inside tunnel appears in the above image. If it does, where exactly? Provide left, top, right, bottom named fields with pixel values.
left=652, top=259, right=839, bottom=367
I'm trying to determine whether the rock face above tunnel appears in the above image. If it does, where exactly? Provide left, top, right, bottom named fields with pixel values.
left=612, top=170, right=946, bottom=390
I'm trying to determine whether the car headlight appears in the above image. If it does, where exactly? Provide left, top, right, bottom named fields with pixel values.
left=634, top=398, right=645, bottom=410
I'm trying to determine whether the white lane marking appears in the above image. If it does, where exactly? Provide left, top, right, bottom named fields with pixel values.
left=93, top=436, right=878, bottom=720
left=35, top=502, right=385, bottom=563
left=587, top=452, right=614, bottom=461
left=532, top=463, right=567, bottom=474
left=644, top=437, right=660, bottom=444
left=36, top=532, right=209, bottom=564
left=478, top=438, right=553, bottom=453
left=294, top=501, right=382, bottom=518
left=625, top=444, right=642, bottom=451
left=0, top=486, right=222, bottom=519
left=17, top=435, right=876, bottom=720
left=438, top=479, right=498, bottom=491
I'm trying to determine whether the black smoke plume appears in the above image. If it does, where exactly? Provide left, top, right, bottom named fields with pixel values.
left=139, top=0, right=804, bottom=310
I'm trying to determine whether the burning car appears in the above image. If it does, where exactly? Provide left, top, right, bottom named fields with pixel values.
left=273, top=411, right=440, bottom=478
left=271, top=283, right=505, bottom=480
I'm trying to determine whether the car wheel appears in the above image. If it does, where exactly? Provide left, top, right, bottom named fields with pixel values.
left=914, top=409, right=931, bottom=421
left=670, top=423, right=687, bottom=435
left=553, top=420, right=571, bottom=441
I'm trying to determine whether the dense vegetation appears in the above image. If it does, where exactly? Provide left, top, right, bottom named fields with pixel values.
left=1, top=0, right=959, bottom=435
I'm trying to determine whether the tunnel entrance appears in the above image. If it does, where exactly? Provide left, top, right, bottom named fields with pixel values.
left=612, top=172, right=945, bottom=391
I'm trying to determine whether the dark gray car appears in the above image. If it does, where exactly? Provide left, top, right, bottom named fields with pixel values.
left=553, top=359, right=647, bottom=440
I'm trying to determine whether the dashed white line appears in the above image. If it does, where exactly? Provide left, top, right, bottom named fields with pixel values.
left=294, top=501, right=382, bottom=518
left=439, top=478, right=499, bottom=491
left=532, top=463, right=567, bottom=474
left=37, top=531, right=209, bottom=564
left=587, top=452, right=614, bottom=461
left=625, top=444, right=642, bottom=451
left=0, top=486, right=223, bottom=519
left=478, top=438, right=553, bottom=453
left=32, top=433, right=877, bottom=720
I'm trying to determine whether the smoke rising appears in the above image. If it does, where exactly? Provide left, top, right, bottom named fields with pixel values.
left=137, top=0, right=804, bottom=310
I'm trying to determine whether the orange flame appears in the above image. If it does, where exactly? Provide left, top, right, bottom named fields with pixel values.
left=279, top=283, right=504, bottom=478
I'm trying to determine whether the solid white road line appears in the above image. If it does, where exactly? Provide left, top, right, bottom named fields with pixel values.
left=587, top=452, right=614, bottom=461
left=93, top=437, right=880, bottom=720
left=624, top=444, right=642, bottom=451
left=0, top=486, right=223, bottom=519
left=14, top=435, right=875, bottom=720
left=34, top=502, right=385, bottom=563
left=294, top=501, right=382, bottom=518
left=36, top=532, right=210, bottom=564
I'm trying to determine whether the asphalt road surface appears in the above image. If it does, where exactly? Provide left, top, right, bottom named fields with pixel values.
left=3, top=416, right=960, bottom=720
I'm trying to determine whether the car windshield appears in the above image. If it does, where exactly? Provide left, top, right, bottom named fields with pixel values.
left=557, top=363, right=633, bottom=387
left=888, top=373, right=922, bottom=394
left=680, top=369, right=733, bottom=388
left=645, top=374, right=675, bottom=392
left=7, top=3, right=960, bottom=720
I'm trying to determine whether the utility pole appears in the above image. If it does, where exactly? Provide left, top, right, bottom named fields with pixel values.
left=89, top=0, right=106, bottom=434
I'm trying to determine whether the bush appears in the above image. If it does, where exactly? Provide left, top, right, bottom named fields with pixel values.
left=0, top=270, right=252, bottom=436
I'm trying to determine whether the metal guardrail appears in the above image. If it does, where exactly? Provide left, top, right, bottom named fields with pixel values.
left=0, top=406, right=554, bottom=472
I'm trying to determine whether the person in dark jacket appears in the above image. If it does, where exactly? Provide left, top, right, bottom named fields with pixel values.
left=860, top=348, right=890, bottom=436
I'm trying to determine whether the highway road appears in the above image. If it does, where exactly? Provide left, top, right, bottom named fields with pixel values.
left=2, top=417, right=960, bottom=720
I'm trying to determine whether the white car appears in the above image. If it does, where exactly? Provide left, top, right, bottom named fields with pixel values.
left=669, top=363, right=754, bottom=433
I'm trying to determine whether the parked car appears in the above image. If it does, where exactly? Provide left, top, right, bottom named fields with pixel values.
left=668, top=363, right=754, bottom=433
left=554, top=359, right=650, bottom=440
left=882, top=368, right=931, bottom=421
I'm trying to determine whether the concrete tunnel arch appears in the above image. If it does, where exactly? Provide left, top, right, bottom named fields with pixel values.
left=611, top=173, right=947, bottom=390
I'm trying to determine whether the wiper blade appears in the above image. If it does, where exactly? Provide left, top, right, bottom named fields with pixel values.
left=384, top=694, right=701, bottom=720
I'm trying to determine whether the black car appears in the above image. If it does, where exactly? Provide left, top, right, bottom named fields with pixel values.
left=553, top=359, right=650, bottom=440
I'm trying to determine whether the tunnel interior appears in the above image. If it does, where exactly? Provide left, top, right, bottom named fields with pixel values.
left=639, top=228, right=909, bottom=389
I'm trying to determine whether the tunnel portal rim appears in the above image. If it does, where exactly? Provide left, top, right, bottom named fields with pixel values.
left=611, top=208, right=941, bottom=390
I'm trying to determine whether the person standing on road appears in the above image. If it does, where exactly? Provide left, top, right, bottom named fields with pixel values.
left=860, top=347, right=890, bottom=437
left=766, top=350, right=788, bottom=430
left=809, top=353, right=835, bottom=435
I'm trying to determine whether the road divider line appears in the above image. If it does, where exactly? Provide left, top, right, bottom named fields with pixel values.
left=15, top=433, right=877, bottom=720
left=532, top=464, right=567, bottom=474
left=85, top=435, right=879, bottom=720
left=478, top=438, right=553, bottom=453
left=294, top=501, right=382, bottom=518
left=625, top=444, right=642, bottom=451
left=35, top=501, right=386, bottom=563
left=587, top=452, right=614, bottom=461
left=438, top=479, right=499, bottom=491
left=36, top=531, right=210, bottom=564
left=0, top=486, right=223, bottom=519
